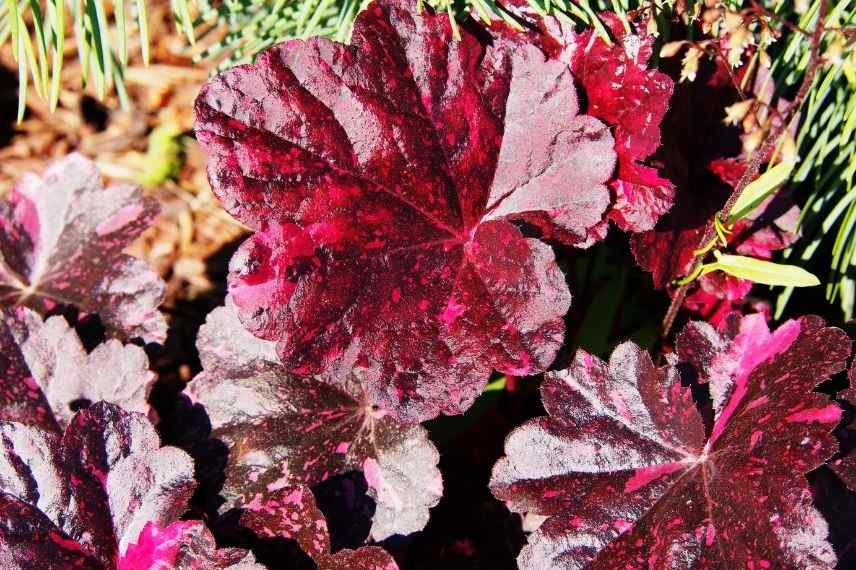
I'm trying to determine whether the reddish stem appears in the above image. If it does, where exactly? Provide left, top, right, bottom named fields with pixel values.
left=661, top=0, right=830, bottom=338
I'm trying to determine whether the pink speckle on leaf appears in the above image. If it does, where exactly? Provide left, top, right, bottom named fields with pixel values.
left=491, top=314, right=850, bottom=569
left=95, top=203, right=145, bottom=236
left=623, top=462, right=686, bottom=493
left=438, top=297, right=467, bottom=326
left=785, top=405, right=842, bottom=424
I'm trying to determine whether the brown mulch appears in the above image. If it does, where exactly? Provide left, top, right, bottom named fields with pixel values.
left=0, top=2, right=247, bottom=315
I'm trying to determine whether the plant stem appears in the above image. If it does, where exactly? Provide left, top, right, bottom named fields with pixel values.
left=661, top=0, right=831, bottom=338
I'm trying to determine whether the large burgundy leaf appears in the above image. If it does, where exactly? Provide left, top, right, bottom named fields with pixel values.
left=0, top=307, right=155, bottom=432
left=0, top=402, right=196, bottom=568
left=490, top=314, right=850, bottom=568
left=0, top=154, right=167, bottom=343
left=187, top=300, right=442, bottom=540
left=194, top=0, right=616, bottom=421
left=239, top=485, right=398, bottom=570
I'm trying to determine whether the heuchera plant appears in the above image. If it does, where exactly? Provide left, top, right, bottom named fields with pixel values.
left=0, top=154, right=167, bottom=343
left=0, top=306, right=155, bottom=431
left=194, top=0, right=622, bottom=422
left=1, top=1, right=851, bottom=568
left=0, top=402, right=199, bottom=567
left=490, top=314, right=850, bottom=569
left=188, top=299, right=442, bottom=540
left=501, top=5, right=675, bottom=237
left=0, top=400, right=385, bottom=568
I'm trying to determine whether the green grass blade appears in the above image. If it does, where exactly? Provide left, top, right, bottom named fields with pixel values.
left=116, top=0, right=127, bottom=65
left=136, top=0, right=150, bottom=65
left=48, top=0, right=65, bottom=111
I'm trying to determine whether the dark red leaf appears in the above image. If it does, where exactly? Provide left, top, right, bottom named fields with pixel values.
left=239, top=485, right=398, bottom=569
left=534, top=13, right=675, bottom=234
left=0, top=307, right=155, bottom=432
left=839, top=365, right=856, bottom=407
left=194, top=0, right=616, bottom=421
left=0, top=402, right=196, bottom=567
left=682, top=272, right=756, bottom=327
left=830, top=455, right=856, bottom=493
left=0, top=494, right=101, bottom=567
left=831, top=366, right=856, bottom=492
left=0, top=154, right=167, bottom=343
left=188, top=300, right=442, bottom=540
left=490, top=315, right=850, bottom=568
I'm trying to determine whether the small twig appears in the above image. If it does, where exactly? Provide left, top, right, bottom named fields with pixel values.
left=749, top=0, right=856, bottom=39
left=748, top=1, right=811, bottom=37
left=711, top=43, right=748, bottom=100
left=661, top=0, right=830, bottom=338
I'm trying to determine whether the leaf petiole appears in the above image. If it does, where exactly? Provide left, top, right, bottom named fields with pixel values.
left=673, top=262, right=707, bottom=287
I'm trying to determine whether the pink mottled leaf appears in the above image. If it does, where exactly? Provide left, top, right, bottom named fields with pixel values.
left=0, top=307, right=155, bottom=432
left=534, top=13, right=675, bottom=234
left=490, top=315, right=850, bottom=569
left=239, top=485, right=398, bottom=570
left=120, top=521, right=262, bottom=570
left=0, top=402, right=196, bottom=568
left=490, top=5, right=674, bottom=237
left=0, top=154, right=167, bottom=343
left=194, top=0, right=616, bottom=421
left=188, top=300, right=442, bottom=540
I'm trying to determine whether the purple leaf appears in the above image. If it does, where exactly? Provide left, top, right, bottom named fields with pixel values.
left=491, top=315, right=850, bottom=569
left=239, top=485, right=399, bottom=569
left=0, top=154, right=167, bottom=343
left=0, top=402, right=195, bottom=567
left=0, top=306, right=155, bottom=432
left=194, top=0, right=616, bottom=421
left=188, top=300, right=442, bottom=540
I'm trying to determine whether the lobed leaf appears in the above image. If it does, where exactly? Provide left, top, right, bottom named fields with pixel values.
left=0, top=402, right=197, bottom=567
left=491, top=314, right=851, bottom=569
left=537, top=12, right=675, bottom=234
left=194, top=0, right=617, bottom=421
left=188, top=299, right=443, bottom=540
left=0, top=154, right=167, bottom=343
left=0, top=306, right=155, bottom=432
